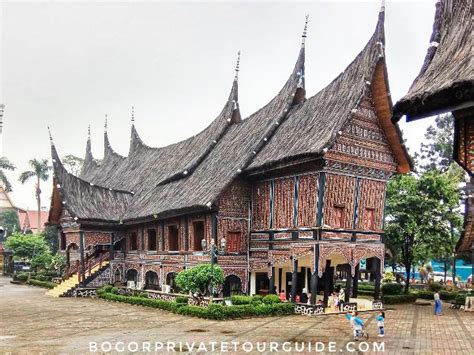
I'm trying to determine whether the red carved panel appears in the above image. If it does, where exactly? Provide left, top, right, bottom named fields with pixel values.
left=85, top=232, right=110, bottom=250
left=273, top=177, right=295, bottom=229
left=217, top=179, right=251, bottom=219
left=252, top=181, right=271, bottom=230
left=357, top=179, right=385, bottom=231
left=217, top=218, right=248, bottom=253
left=297, top=174, right=318, bottom=227
left=323, top=174, right=356, bottom=229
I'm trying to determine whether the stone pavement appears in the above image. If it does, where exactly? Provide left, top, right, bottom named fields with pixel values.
left=0, top=276, right=472, bottom=354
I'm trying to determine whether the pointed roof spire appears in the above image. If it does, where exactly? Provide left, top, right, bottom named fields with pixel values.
left=301, top=14, right=309, bottom=47
left=234, top=51, right=241, bottom=81
left=131, top=106, right=135, bottom=124
left=87, top=124, right=91, bottom=139
left=380, top=0, right=385, bottom=12
left=47, top=126, right=53, bottom=145
left=104, top=114, right=108, bottom=132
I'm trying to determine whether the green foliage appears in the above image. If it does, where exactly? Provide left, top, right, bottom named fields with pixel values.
left=383, top=271, right=395, bottom=283
left=26, top=279, right=55, bottom=289
left=382, top=293, right=418, bottom=304
left=5, top=232, right=49, bottom=261
left=41, top=225, right=59, bottom=254
left=230, top=295, right=253, bottom=305
left=385, top=171, right=462, bottom=293
left=427, top=282, right=444, bottom=292
left=62, top=155, right=84, bottom=176
left=98, top=292, right=295, bottom=320
left=381, top=283, right=403, bottom=295
left=50, top=254, right=67, bottom=276
left=0, top=156, right=16, bottom=192
left=13, top=272, right=29, bottom=282
left=175, top=264, right=225, bottom=296
left=262, top=294, right=281, bottom=304
left=110, top=287, right=119, bottom=295
left=0, top=209, right=20, bottom=237
left=31, top=252, right=53, bottom=271
left=175, top=296, right=189, bottom=304
left=455, top=293, right=466, bottom=305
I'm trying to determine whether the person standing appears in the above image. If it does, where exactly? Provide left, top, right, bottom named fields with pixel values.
left=376, top=311, right=385, bottom=337
left=434, top=292, right=442, bottom=315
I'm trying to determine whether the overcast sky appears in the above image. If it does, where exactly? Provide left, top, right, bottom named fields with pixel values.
left=1, top=0, right=437, bottom=210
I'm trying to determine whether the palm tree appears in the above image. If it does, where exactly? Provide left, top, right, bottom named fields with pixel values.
left=19, top=159, right=51, bottom=232
left=0, top=157, right=16, bottom=192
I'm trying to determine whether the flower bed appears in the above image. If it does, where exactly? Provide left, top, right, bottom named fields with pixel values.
left=97, top=288, right=294, bottom=320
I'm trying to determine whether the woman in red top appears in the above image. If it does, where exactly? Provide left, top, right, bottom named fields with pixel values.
left=279, top=289, right=286, bottom=302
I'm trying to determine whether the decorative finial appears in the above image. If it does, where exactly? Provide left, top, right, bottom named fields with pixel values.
left=47, top=126, right=53, bottom=143
left=87, top=124, right=91, bottom=139
left=104, top=114, right=108, bottom=131
left=131, top=106, right=135, bottom=123
left=234, top=51, right=241, bottom=80
left=301, top=14, right=309, bottom=47
left=380, top=0, right=385, bottom=12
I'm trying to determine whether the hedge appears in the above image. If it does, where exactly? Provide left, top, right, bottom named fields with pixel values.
left=381, top=283, right=403, bottom=295
left=427, top=282, right=444, bottom=292
left=382, top=293, right=418, bottom=304
left=98, top=292, right=294, bottom=320
left=26, top=279, right=55, bottom=289
left=13, top=273, right=29, bottom=283
left=230, top=295, right=265, bottom=305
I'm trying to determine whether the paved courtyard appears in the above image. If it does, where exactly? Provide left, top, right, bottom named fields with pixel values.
left=0, top=277, right=472, bottom=354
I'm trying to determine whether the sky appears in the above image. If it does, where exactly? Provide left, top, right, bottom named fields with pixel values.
left=1, top=0, right=438, bottom=210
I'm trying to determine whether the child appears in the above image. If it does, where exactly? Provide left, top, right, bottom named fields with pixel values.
left=376, top=311, right=385, bottom=337
left=346, top=311, right=364, bottom=340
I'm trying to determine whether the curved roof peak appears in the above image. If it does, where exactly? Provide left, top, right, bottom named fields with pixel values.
left=104, top=115, right=125, bottom=160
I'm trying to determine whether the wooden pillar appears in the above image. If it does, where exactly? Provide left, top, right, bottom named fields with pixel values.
left=352, top=264, right=360, bottom=298
left=345, top=265, right=352, bottom=303
left=291, top=258, right=298, bottom=302
left=269, top=267, right=275, bottom=294
left=323, top=260, right=331, bottom=306
left=79, top=230, right=85, bottom=286
left=310, top=244, right=319, bottom=305
left=278, top=268, right=283, bottom=292
left=211, top=213, right=218, bottom=244
left=110, top=233, right=115, bottom=261
left=183, top=217, right=189, bottom=251
left=374, top=258, right=381, bottom=300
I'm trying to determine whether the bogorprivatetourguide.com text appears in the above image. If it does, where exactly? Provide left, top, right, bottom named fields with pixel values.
left=89, top=340, right=386, bottom=353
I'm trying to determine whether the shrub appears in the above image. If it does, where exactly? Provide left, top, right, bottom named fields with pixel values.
left=98, top=292, right=294, bottom=320
left=439, top=290, right=457, bottom=301
left=381, top=283, right=403, bottom=295
left=175, top=296, right=189, bottom=304
left=428, top=282, right=444, bottom=292
left=26, top=279, right=55, bottom=289
left=382, top=271, right=395, bottom=283
left=230, top=295, right=253, bottom=305
left=251, top=295, right=263, bottom=304
left=263, top=294, right=281, bottom=304
left=382, top=293, right=418, bottom=304
left=110, top=287, right=119, bottom=295
left=13, top=272, right=29, bottom=283
left=455, top=293, right=466, bottom=305
left=175, top=264, right=225, bottom=296
left=416, top=290, right=434, bottom=299
left=102, top=285, right=114, bottom=293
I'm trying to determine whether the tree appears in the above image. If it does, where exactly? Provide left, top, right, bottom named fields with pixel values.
left=62, top=155, right=84, bottom=176
left=42, top=224, right=59, bottom=254
left=0, top=209, right=20, bottom=237
left=419, top=114, right=455, bottom=173
left=175, top=264, right=225, bottom=297
left=0, top=157, right=15, bottom=192
left=5, top=232, right=49, bottom=261
left=19, top=159, right=51, bottom=232
left=385, top=171, right=461, bottom=293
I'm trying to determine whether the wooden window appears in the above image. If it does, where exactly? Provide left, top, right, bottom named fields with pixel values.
left=334, top=206, right=345, bottom=229
left=130, top=232, right=138, bottom=251
left=147, top=229, right=157, bottom=251
left=168, top=226, right=179, bottom=251
left=193, top=221, right=204, bottom=251
left=226, top=231, right=241, bottom=253
left=364, top=208, right=376, bottom=230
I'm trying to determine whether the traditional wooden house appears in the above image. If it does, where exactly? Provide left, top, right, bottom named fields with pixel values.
left=48, top=5, right=410, bottom=302
left=392, top=0, right=473, bottom=264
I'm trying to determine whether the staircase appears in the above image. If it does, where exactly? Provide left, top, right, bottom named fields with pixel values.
left=47, top=254, right=109, bottom=297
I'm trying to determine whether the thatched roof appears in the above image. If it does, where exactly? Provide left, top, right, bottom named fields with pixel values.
left=393, top=0, right=473, bottom=121
left=51, top=8, right=409, bottom=223
left=51, top=139, right=133, bottom=222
